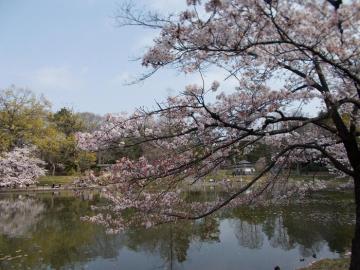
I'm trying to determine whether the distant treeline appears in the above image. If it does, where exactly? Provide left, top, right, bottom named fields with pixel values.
left=0, top=86, right=103, bottom=175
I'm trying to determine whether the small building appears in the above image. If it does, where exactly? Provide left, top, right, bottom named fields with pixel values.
left=232, top=160, right=255, bottom=175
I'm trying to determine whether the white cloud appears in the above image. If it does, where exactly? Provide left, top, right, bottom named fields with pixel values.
left=132, top=31, right=158, bottom=53
left=28, top=66, right=85, bottom=92
left=147, top=0, right=186, bottom=13
left=80, top=66, right=89, bottom=75
left=109, top=71, right=134, bottom=87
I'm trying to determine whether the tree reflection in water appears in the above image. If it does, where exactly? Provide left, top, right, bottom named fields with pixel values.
left=121, top=217, right=220, bottom=269
left=0, top=191, right=355, bottom=270
left=0, top=192, right=123, bottom=270
left=230, top=197, right=355, bottom=258
left=0, top=195, right=45, bottom=237
left=233, top=220, right=264, bottom=249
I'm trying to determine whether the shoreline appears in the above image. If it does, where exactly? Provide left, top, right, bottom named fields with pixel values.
left=0, top=185, right=101, bottom=194
left=298, top=258, right=350, bottom=270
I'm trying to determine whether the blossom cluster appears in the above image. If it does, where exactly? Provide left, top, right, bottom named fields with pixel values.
left=0, top=147, right=46, bottom=187
left=78, top=0, right=360, bottom=231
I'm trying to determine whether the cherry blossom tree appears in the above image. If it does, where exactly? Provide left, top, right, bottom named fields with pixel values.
left=79, top=0, right=360, bottom=268
left=0, top=147, right=46, bottom=187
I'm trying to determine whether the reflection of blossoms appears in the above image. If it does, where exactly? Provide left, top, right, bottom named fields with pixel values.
left=0, top=147, right=46, bottom=187
left=233, top=220, right=264, bottom=249
left=0, top=197, right=45, bottom=237
left=267, top=216, right=296, bottom=251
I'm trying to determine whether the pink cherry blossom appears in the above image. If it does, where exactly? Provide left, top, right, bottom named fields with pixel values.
left=0, top=147, right=46, bottom=187
left=82, top=1, right=360, bottom=267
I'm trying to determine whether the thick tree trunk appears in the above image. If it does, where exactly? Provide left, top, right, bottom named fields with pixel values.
left=350, top=175, right=360, bottom=270
left=51, top=163, right=56, bottom=176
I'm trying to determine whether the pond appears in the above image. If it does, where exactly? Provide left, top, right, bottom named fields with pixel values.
left=0, top=190, right=355, bottom=270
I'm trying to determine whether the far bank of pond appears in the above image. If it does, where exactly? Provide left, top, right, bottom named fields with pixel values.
left=1, top=173, right=352, bottom=194
left=0, top=189, right=355, bottom=270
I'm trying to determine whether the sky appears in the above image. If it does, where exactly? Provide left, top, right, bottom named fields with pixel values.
left=0, top=0, right=210, bottom=114
left=0, top=0, right=320, bottom=116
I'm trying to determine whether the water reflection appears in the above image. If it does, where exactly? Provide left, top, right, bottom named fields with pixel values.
left=230, top=200, right=355, bottom=257
left=0, top=191, right=355, bottom=270
left=0, top=192, right=123, bottom=270
left=233, top=220, right=264, bottom=249
left=121, top=217, right=220, bottom=269
left=0, top=196, right=44, bottom=237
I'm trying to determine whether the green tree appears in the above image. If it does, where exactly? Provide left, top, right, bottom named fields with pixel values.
left=52, top=108, right=85, bottom=136
left=35, top=125, right=68, bottom=175
left=46, top=108, right=96, bottom=174
left=0, top=88, right=97, bottom=175
left=0, top=86, right=50, bottom=151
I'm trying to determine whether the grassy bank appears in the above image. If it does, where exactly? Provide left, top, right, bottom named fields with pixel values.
left=38, top=175, right=77, bottom=186
left=298, top=258, right=350, bottom=270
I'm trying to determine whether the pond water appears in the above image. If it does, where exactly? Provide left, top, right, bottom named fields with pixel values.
left=0, top=190, right=355, bottom=270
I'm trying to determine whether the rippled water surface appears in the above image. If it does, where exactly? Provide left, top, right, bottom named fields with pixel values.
left=0, top=190, right=355, bottom=270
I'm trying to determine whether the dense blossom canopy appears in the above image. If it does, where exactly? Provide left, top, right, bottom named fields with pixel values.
left=78, top=0, right=360, bottom=236
left=0, top=147, right=46, bottom=187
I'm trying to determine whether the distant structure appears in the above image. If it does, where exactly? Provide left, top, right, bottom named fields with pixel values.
left=232, top=160, right=255, bottom=175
